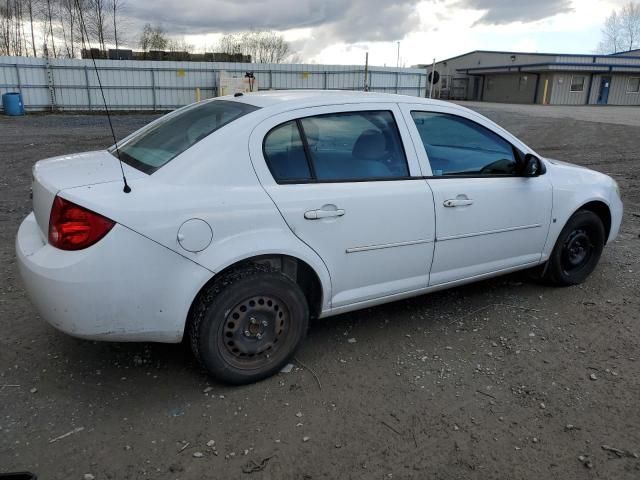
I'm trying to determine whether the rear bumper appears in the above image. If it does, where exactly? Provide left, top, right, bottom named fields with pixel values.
left=16, top=213, right=211, bottom=342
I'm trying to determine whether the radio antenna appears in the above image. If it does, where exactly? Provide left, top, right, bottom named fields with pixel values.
left=74, top=0, right=131, bottom=193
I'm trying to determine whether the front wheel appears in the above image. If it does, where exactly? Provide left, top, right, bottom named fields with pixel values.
left=544, top=210, right=605, bottom=286
left=187, top=266, right=309, bottom=384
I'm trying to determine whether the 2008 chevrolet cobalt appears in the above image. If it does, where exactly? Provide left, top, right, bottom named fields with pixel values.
left=16, top=91, right=623, bottom=384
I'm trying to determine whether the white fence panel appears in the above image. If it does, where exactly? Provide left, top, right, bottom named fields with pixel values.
left=0, top=56, right=430, bottom=111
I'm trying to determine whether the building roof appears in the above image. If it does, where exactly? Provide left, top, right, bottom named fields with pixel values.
left=437, top=49, right=640, bottom=64
left=458, top=61, right=640, bottom=75
left=611, top=48, right=640, bottom=57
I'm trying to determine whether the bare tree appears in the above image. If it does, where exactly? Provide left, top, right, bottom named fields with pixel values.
left=218, top=32, right=243, bottom=56
left=167, top=36, right=193, bottom=53
left=598, top=1, right=640, bottom=53
left=26, top=0, right=38, bottom=56
left=598, top=11, right=622, bottom=53
left=88, top=0, right=108, bottom=51
left=0, top=3, right=10, bottom=55
left=218, top=30, right=293, bottom=63
left=1, top=0, right=29, bottom=56
left=58, top=0, right=79, bottom=58
left=110, top=0, right=124, bottom=55
left=138, top=23, right=167, bottom=51
left=620, top=1, right=640, bottom=50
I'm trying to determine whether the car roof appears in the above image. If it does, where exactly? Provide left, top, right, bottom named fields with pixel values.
left=220, top=90, right=455, bottom=111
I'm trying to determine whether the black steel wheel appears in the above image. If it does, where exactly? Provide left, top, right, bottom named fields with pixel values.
left=187, top=265, right=309, bottom=384
left=545, top=210, right=605, bottom=286
left=219, top=294, right=290, bottom=370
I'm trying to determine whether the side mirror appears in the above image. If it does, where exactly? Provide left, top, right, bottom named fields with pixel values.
left=523, top=154, right=543, bottom=177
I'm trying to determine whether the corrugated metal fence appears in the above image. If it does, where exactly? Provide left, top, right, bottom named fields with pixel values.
left=0, top=56, right=430, bottom=111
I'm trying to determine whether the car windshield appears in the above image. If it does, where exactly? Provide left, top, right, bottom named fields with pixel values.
left=114, top=100, right=259, bottom=173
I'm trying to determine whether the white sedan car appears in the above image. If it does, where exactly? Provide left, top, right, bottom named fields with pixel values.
left=16, top=91, right=622, bottom=384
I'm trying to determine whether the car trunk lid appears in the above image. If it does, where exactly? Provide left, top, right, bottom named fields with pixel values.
left=32, top=150, right=146, bottom=236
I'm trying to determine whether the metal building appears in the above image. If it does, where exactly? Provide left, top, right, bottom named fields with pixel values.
left=424, top=50, right=640, bottom=105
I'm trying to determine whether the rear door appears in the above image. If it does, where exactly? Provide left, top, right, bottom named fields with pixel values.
left=249, top=103, right=436, bottom=309
left=399, top=103, right=552, bottom=286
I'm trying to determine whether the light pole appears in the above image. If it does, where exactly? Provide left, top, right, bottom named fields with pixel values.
left=396, top=41, right=400, bottom=68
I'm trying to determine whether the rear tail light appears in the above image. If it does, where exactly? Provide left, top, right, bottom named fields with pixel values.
left=48, top=196, right=115, bottom=250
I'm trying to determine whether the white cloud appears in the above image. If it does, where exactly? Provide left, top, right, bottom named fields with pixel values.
left=116, top=0, right=615, bottom=66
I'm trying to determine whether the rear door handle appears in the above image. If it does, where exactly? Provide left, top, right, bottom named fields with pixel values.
left=443, top=198, right=474, bottom=207
left=304, top=209, right=345, bottom=220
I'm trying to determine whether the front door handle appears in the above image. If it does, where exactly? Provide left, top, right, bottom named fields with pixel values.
left=304, top=208, right=345, bottom=220
left=443, top=198, right=474, bottom=207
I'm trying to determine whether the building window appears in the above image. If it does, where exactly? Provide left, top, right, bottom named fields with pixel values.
left=570, top=75, right=586, bottom=92
left=627, top=77, right=640, bottom=93
left=441, top=77, right=448, bottom=89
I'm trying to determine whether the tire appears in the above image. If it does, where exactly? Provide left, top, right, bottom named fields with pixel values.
left=544, top=210, right=605, bottom=286
left=187, top=265, right=309, bottom=384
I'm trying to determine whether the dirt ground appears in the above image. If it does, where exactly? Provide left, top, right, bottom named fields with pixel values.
left=1, top=103, right=639, bottom=480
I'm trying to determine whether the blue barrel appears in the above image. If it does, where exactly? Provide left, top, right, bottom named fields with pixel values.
left=2, top=92, right=25, bottom=116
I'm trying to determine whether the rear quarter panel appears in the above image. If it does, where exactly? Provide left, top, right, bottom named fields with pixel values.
left=59, top=122, right=333, bottom=313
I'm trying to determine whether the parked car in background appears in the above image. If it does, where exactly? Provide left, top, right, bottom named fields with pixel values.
left=16, top=91, right=623, bottom=384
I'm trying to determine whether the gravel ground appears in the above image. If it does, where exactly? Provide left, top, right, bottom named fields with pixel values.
left=1, top=104, right=639, bottom=479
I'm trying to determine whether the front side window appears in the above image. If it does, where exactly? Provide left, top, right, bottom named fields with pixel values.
left=570, top=76, right=586, bottom=92
left=263, top=110, right=409, bottom=183
left=116, top=100, right=259, bottom=173
left=627, top=77, right=640, bottom=93
left=411, top=111, right=517, bottom=176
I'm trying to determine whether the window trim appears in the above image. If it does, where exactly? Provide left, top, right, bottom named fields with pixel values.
left=626, top=76, right=640, bottom=94
left=569, top=75, right=586, bottom=93
left=296, top=119, right=317, bottom=179
left=409, top=110, right=528, bottom=178
left=262, top=109, right=411, bottom=184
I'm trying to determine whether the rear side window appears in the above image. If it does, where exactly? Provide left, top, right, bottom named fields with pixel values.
left=263, top=121, right=312, bottom=182
left=117, top=100, right=259, bottom=174
left=263, top=110, right=409, bottom=183
left=411, top=111, right=517, bottom=176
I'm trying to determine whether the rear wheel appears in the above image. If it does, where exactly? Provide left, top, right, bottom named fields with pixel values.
left=187, top=266, right=309, bottom=384
left=544, top=210, right=605, bottom=286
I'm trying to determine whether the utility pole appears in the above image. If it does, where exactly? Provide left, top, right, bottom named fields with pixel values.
left=363, top=52, right=369, bottom=91
left=429, top=57, right=436, bottom=99
left=396, top=41, right=400, bottom=68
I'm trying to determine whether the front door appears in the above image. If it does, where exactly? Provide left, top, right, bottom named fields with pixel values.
left=400, top=103, right=552, bottom=286
left=249, top=103, right=436, bottom=308
left=597, top=76, right=611, bottom=105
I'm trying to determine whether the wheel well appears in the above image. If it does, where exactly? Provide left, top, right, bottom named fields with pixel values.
left=192, top=255, right=323, bottom=320
left=579, top=201, right=611, bottom=243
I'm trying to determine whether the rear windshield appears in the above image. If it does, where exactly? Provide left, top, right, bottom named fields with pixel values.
left=114, top=100, right=259, bottom=173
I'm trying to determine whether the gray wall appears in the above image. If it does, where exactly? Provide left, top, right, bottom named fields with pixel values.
left=536, top=73, right=554, bottom=104
left=588, top=74, right=640, bottom=105
left=549, top=72, right=640, bottom=105
left=549, top=73, right=590, bottom=105
left=432, top=51, right=640, bottom=104
left=482, top=73, right=537, bottom=103
left=434, top=51, right=560, bottom=100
